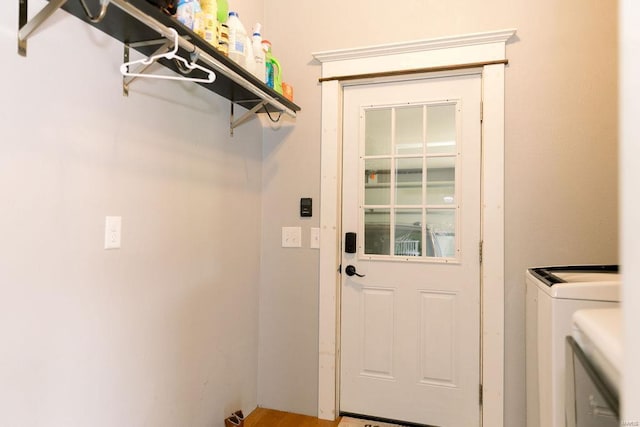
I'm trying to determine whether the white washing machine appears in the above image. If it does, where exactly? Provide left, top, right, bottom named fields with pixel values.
left=525, top=265, right=620, bottom=427
left=566, top=307, right=621, bottom=427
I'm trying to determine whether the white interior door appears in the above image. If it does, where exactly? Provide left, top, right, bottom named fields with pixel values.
left=340, top=73, right=482, bottom=427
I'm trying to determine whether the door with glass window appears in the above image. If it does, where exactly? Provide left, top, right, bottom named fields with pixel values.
left=340, top=73, right=482, bottom=426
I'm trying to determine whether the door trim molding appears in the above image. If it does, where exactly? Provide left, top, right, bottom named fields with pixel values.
left=313, top=29, right=515, bottom=427
left=313, top=29, right=516, bottom=63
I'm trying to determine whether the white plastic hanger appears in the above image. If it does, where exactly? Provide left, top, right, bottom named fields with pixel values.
left=120, top=28, right=216, bottom=83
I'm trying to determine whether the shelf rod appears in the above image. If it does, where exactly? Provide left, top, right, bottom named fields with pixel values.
left=18, top=0, right=68, bottom=56
left=108, top=0, right=297, bottom=119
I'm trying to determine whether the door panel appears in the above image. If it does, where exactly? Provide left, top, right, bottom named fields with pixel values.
left=419, top=290, right=456, bottom=386
left=340, top=74, right=482, bottom=427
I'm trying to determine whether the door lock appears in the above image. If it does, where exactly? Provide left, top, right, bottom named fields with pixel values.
left=345, top=265, right=365, bottom=277
left=345, top=232, right=357, bottom=253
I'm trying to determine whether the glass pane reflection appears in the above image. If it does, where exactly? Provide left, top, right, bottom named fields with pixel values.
left=365, top=158, right=391, bottom=205
left=365, top=209, right=390, bottom=255
left=395, top=106, right=423, bottom=155
left=396, top=158, right=422, bottom=205
left=395, top=209, right=422, bottom=256
left=425, top=209, right=456, bottom=258
left=426, top=104, right=456, bottom=155
left=426, top=157, right=455, bottom=205
left=365, top=109, right=392, bottom=156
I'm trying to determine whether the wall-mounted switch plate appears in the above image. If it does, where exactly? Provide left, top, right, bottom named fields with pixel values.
left=104, top=216, right=122, bottom=249
left=282, top=227, right=302, bottom=248
left=310, top=227, right=320, bottom=249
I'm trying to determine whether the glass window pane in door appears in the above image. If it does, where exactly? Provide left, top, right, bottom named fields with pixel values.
left=365, top=158, right=391, bottom=205
left=396, top=158, right=423, bottom=205
left=395, top=209, right=422, bottom=256
left=426, top=157, right=456, bottom=205
left=426, top=104, right=456, bottom=155
left=395, top=106, right=423, bottom=155
left=364, top=209, right=390, bottom=255
left=425, top=209, right=456, bottom=258
left=365, top=109, right=392, bottom=156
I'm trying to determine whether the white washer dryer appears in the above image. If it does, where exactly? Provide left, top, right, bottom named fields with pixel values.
left=566, top=307, right=621, bottom=427
left=525, top=265, right=620, bottom=427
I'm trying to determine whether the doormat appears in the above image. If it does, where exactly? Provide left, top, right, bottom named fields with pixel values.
left=339, top=416, right=404, bottom=427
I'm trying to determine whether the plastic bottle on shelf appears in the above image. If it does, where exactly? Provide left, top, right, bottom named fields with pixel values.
left=262, top=39, right=274, bottom=88
left=199, top=0, right=218, bottom=47
left=218, top=23, right=229, bottom=56
left=176, top=0, right=202, bottom=31
left=262, top=40, right=283, bottom=93
left=244, top=34, right=256, bottom=74
left=226, top=11, right=247, bottom=67
left=272, top=56, right=282, bottom=94
left=216, top=0, right=228, bottom=23
left=251, top=23, right=266, bottom=82
left=214, top=0, right=228, bottom=55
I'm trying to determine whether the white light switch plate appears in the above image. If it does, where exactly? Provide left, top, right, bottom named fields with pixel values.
left=104, top=216, right=122, bottom=249
left=310, top=227, right=320, bottom=249
left=282, top=226, right=302, bottom=248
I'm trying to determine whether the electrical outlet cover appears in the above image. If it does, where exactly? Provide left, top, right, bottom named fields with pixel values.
left=282, top=226, right=302, bottom=248
left=311, top=227, right=320, bottom=249
left=104, top=216, right=122, bottom=249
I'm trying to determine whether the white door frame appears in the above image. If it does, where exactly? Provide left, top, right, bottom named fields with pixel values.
left=312, top=29, right=515, bottom=427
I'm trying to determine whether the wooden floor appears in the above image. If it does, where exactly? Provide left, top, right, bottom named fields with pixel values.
left=245, top=407, right=341, bottom=427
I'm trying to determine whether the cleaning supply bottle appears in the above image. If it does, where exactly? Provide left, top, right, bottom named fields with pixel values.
left=176, top=0, right=201, bottom=31
left=226, top=11, right=247, bottom=67
left=216, top=0, right=228, bottom=23
left=199, top=0, right=217, bottom=46
left=272, top=56, right=282, bottom=94
left=214, top=0, right=228, bottom=55
left=262, top=40, right=282, bottom=93
left=251, top=23, right=266, bottom=82
left=217, top=23, right=229, bottom=56
left=244, top=34, right=256, bottom=74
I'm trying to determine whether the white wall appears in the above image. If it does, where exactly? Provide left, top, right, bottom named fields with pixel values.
left=0, top=2, right=263, bottom=426
left=260, top=0, right=619, bottom=423
left=621, top=0, right=640, bottom=422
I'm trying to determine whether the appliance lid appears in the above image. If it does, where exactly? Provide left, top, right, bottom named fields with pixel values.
left=572, top=308, right=622, bottom=394
left=526, top=265, right=620, bottom=300
left=528, top=265, right=619, bottom=287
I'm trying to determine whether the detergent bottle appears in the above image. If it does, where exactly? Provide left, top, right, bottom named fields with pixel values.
left=216, top=0, right=228, bottom=23
left=244, top=33, right=255, bottom=74
left=176, top=0, right=201, bottom=30
left=262, top=39, right=282, bottom=94
left=198, top=0, right=217, bottom=46
left=227, top=11, right=247, bottom=67
left=251, top=24, right=266, bottom=82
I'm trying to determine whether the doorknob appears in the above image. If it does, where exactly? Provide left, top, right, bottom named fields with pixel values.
left=345, top=265, right=365, bottom=277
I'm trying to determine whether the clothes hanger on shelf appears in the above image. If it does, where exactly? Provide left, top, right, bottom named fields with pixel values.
left=120, top=27, right=216, bottom=83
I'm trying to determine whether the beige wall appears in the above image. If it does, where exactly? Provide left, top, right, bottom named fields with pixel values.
left=0, top=0, right=618, bottom=425
left=0, top=1, right=264, bottom=425
left=260, top=0, right=619, bottom=423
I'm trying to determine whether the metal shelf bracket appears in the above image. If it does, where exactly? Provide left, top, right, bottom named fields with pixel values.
left=18, top=0, right=68, bottom=56
left=18, top=0, right=110, bottom=56
left=230, top=100, right=268, bottom=136
left=122, top=38, right=173, bottom=96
